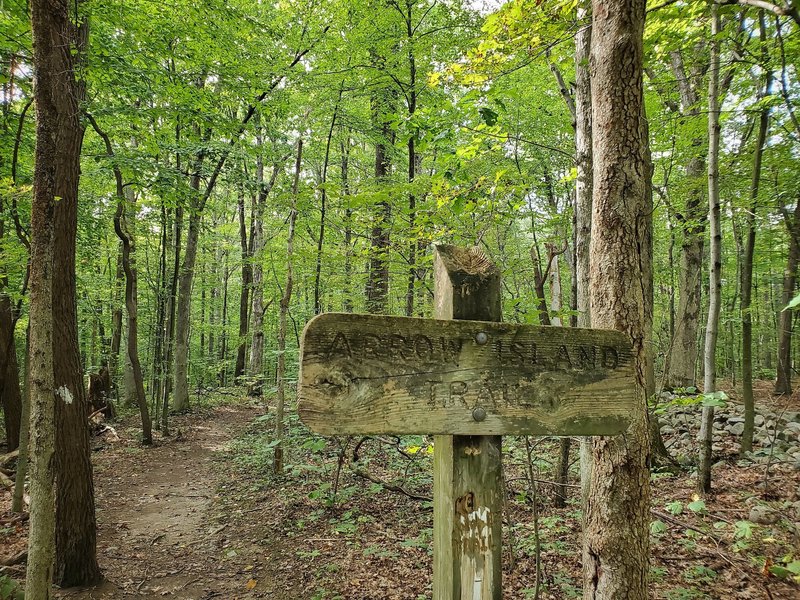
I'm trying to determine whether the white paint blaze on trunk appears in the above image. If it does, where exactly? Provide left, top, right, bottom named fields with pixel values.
left=57, top=385, right=73, bottom=404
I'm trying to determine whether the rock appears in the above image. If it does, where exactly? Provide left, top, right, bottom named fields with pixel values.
left=660, top=425, right=675, bottom=435
left=785, top=422, right=800, bottom=436
left=784, top=411, right=800, bottom=423
left=727, top=416, right=745, bottom=424
left=728, top=422, right=745, bottom=436
left=749, top=504, right=779, bottom=525
left=754, top=415, right=765, bottom=427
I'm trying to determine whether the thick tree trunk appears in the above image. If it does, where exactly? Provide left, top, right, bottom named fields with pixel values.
left=42, top=9, right=103, bottom=586
left=26, top=3, right=63, bottom=594
left=582, top=1, right=651, bottom=597
left=668, top=192, right=704, bottom=390
left=699, top=6, right=723, bottom=490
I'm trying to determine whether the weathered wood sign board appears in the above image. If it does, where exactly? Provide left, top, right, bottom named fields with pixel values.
left=299, top=312, right=636, bottom=436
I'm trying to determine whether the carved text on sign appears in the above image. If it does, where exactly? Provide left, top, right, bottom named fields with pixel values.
left=299, top=313, right=637, bottom=436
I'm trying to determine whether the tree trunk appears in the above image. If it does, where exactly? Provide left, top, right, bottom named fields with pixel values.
left=665, top=50, right=706, bottom=391
left=699, top=6, right=723, bottom=491
left=117, top=201, right=152, bottom=444
left=366, top=62, right=393, bottom=314
left=404, top=6, right=419, bottom=318
left=11, top=325, right=30, bottom=513
left=109, top=251, right=123, bottom=382
left=777, top=201, right=800, bottom=394
left=314, top=96, right=341, bottom=315
left=248, top=156, right=280, bottom=396
left=342, top=138, right=354, bottom=313
left=150, top=199, right=170, bottom=425
left=28, top=0, right=101, bottom=589
left=161, top=202, right=182, bottom=434
left=235, top=185, right=252, bottom=379
left=26, top=4, right=62, bottom=594
left=46, top=13, right=102, bottom=588
left=0, top=293, right=22, bottom=450
left=88, top=116, right=153, bottom=444
left=275, top=137, right=303, bottom=474
left=741, top=10, right=772, bottom=453
left=582, top=1, right=651, bottom=597
left=574, top=0, right=594, bottom=506
left=173, top=208, right=202, bottom=412
left=218, top=256, right=230, bottom=385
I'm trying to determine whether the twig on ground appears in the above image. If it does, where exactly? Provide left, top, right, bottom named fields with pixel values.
left=349, top=464, right=431, bottom=503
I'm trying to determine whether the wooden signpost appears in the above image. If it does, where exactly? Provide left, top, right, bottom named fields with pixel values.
left=297, top=245, right=636, bottom=600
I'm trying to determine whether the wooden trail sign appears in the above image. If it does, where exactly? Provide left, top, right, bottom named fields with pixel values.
left=299, top=314, right=635, bottom=436
left=296, top=245, right=637, bottom=600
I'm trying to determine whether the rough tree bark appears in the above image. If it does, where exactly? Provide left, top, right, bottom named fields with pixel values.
left=582, top=0, right=652, bottom=597
left=44, top=4, right=103, bottom=585
left=26, top=2, right=61, bottom=594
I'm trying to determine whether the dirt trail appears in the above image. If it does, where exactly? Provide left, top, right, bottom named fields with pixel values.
left=56, top=403, right=282, bottom=600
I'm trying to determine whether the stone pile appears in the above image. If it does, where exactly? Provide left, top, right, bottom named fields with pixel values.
left=655, top=393, right=800, bottom=467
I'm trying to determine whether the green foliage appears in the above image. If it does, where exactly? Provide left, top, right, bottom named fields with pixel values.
left=0, top=576, right=23, bottom=600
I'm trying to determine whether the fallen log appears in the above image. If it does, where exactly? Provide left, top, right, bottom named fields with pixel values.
left=0, top=551, right=27, bottom=567
left=0, top=449, right=19, bottom=468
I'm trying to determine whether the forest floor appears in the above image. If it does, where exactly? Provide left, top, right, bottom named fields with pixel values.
left=2, top=383, right=800, bottom=599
